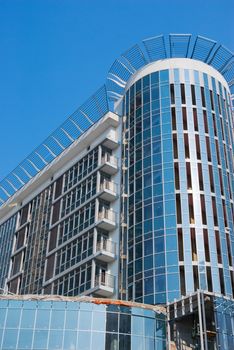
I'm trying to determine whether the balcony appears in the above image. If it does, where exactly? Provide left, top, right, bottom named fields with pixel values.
left=97, top=209, right=116, bottom=231
left=95, top=239, right=116, bottom=262
left=93, top=272, right=115, bottom=297
left=100, top=153, right=118, bottom=175
left=99, top=180, right=118, bottom=202
left=102, top=134, right=119, bottom=150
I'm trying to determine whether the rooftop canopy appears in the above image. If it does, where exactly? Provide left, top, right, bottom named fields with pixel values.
left=106, top=34, right=234, bottom=100
left=0, top=85, right=109, bottom=207
left=0, top=34, right=233, bottom=208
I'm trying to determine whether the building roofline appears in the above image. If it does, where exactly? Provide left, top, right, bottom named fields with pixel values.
left=0, top=111, right=119, bottom=223
left=106, top=33, right=234, bottom=100
left=125, top=57, right=230, bottom=91
left=0, top=33, right=233, bottom=208
left=0, top=85, right=111, bottom=208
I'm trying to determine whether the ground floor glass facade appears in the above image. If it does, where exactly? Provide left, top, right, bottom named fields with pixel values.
left=0, top=297, right=166, bottom=350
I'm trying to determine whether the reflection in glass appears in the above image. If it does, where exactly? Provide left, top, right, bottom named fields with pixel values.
left=33, top=330, right=48, bottom=349
left=145, top=317, right=155, bottom=337
left=132, top=316, right=144, bottom=335
left=36, top=309, right=50, bottom=329
left=119, top=313, right=131, bottom=334
left=0, top=309, right=6, bottom=327
left=20, top=309, right=35, bottom=328
left=92, top=311, right=106, bottom=331
left=155, top=338, right=166, bottom=350
left=48, top=330, right=63, bottom=349
left=106, top=312, right=118, bottom=333
left=79, top=310, right=92, bottom=330
left=91, top=331, right=105, bottom=350
left=0, top=300, right=167, bottom=350
left=65, top=310, right=78, bottom=330
left=2, top=329, right=18, bottom=349
left=145, top=337, right=154, bottom=350
left=119, top=334, right=131, bottom=350
left=78, top=331, right=91, bottom=350
left=132, top=335, right=144, bottom=350
left=156, top=318, right=166, bottom=338
left=37, top=301, right=51, bottom=309
left=5, top=308, right=21, bottom=328
left=63, top=330, right=77, bottom=350
left=106, top=333, right=118, bottom=350
left=50, top=310, right=65, bottom=329
left=18, top=329, right=33, bottom=349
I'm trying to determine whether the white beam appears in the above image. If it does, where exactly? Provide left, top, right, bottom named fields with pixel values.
left=43, top=144, right=56, bottom=158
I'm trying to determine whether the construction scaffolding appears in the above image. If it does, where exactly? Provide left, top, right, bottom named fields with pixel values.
left=167, top=291, right=234, bottom=350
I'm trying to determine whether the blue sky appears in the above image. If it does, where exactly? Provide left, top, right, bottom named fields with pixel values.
left=0, top=0, right=233, bottom=179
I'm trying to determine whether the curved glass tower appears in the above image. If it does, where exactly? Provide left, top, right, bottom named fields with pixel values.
left=112, top=39, right=234, bottom=305
left=0, top=33, right=234, bottom=350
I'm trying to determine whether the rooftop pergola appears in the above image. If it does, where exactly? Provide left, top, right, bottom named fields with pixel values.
left=106, top=34, right=234, bottom=100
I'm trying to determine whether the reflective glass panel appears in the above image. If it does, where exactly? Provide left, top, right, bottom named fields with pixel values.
left=20, top=309, right=35, bottom=328
left=63, top=330, right=77, bottom=350
left=33, top=330, right=48, bottom=349
left=119, top=313, right=131, bottom=334
left=50, top=310, right=65, bottom=329
left=91, top=331, right=105, bottom=350
left=106, top=312, right=118, bottom=333
left=5, top=309, right=21, bottom=328
left=2, top=329, right=18, bottom=349
left=132, top=316, right=144, bottom=335
left=0, top=309, right=6, bottom=327
left=65, top=310, right=78, bottom=330
left=18, top=329, right=33, bottom=349
left=105, top=333, right=118, bottom=350
left=48, top=330, right=63, bottom=349
left=92, top=311, right=106, bottom=331
left=36, top=309, right=50, bottom=329
left=79, top=310, right=92, bottom=330
left=145, top=317, right=155, bottom=337
left=78, top=331, right=91, bottom=350
left=132, top=335, right=144, bottom=350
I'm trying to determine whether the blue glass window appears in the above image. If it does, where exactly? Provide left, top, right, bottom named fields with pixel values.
left=65, top=310, right=78, bottom=330
left=5, top=308, right=21, bottom=328
left=50, top=310, right=65, bottom=329
left=36, top=309, right=50, bottom=329
left=21, top=309, right=35, bottom=329
left=160, top=70, right=169, bottom=83
left=33, top=330, right=48, bottom=349
left=0, top=309, right=6, bottom=327
left=2, top=329, right=18, bottom=349
left=91, top=332, right=105, bottom=350
left=63, top=330, right=77, bottom=350
left=92, top=311, right=106, bottom=331
left=48, top=330, right=63, bottom=349
left=18, top=329, right=33, bottom=349
left=132, top=315, right=144, bottom=335
left=155, top=275, right=166, bottom=292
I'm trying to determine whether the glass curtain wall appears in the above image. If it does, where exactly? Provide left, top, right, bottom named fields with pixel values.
left=0, top=298, right=166, bottom=350
left=123, top=67, right=234, bottom=304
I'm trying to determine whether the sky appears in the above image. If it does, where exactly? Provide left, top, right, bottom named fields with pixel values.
left=0, top=0, right=233, bottom=180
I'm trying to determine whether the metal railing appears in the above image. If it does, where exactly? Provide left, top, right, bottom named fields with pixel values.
left=94, top=272, right=115, bottom=289
left=0, top=288, right=15, bottom=295
left=106, top=34, right=234, bottom=101
left=0, top=85, right=110, bottom=207
left=96, top=238, right=116, bottom=255
left=100, top=180, right=117, bottom=193
left=98, top=208, right=116, bottom=222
